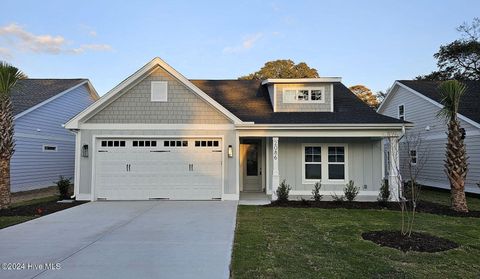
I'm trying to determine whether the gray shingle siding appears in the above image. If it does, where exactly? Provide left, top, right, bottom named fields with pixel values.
left=87, top=68, right=231, bottom=124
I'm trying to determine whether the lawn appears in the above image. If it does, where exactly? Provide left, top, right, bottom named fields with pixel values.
left=231, top=190, right=480, bottom=279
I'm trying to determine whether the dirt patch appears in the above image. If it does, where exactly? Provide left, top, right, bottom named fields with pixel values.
left=11, top=185, right=73, bottom=203
left=362, top=230, right=459, bottom=252
left=266, top=200, right=480, bottom=218
left=0, top=200, right=87, bottom=217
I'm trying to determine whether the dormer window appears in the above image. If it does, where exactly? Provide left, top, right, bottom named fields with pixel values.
left=283, top=87, right=325, bottom=103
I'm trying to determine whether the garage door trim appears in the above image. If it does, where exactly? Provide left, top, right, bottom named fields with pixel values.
left=90, top=134, right=225, bottom=201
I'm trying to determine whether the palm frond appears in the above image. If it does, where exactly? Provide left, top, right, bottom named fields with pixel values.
left=0, top=61, right=27, bottom=99
left=437, top=80, right=466, bottom=122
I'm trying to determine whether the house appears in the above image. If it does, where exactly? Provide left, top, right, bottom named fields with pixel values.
left=378, top=80, right=480, bottom=194
left=11, top=79, right=99, bottom=192
left=65, top=57, right=408, bottom=202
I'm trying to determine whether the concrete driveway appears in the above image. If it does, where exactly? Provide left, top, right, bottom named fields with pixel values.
left=0, top=201, right=237, bottom=279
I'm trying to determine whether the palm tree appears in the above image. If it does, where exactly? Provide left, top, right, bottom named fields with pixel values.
left=438, top=80, right=469, bottom=212
left=0, top=61, right=26, bottom=209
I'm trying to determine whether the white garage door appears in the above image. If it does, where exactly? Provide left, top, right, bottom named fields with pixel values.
left=94, top=138, right=222, bottom=200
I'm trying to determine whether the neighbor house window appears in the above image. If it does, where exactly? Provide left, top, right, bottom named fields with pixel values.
left=151, top=81, right=168, bottom=102
left=283, top=88, right=325, bottom=103
left=398, top=104, right=405, bottom=120
left=43, top=145, right=57, bottom=152
left=304, top=146, right=322, bottom=180
left=410, top=149, right=417, bottom=165
left=328, top=146, right=345, bottom=180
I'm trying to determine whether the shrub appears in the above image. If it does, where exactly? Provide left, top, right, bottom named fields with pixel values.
left=377, top=179, right=390, bottom=204
left=56, top=176, right=71, bottom=200
left=300, top=198, right=309, bottom=206
left=344, top=180, right=359, bottom=202
left=311, top=182, right=323, bottom=202
left=276, top=179, right=291, bottom=203
left=331, top=193, right=345, bottom=202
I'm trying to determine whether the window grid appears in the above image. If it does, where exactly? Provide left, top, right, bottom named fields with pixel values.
left=101, top=140, right=126, bottom=148
left=304, top=146, right=322, bottom=180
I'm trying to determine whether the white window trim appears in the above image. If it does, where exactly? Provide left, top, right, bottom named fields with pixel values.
left=398, top=104, right=405, bottom=120
left=302, top=144, right=323, bottom=183
left=302, top=143, right=348, bottom=184
left=283, top=87, right=326, bottom=104
left=42, top=144, right=58, bottom=152
left=410, top=148, right=417, bottom=166
left=151, top=81, right=168, bottom=102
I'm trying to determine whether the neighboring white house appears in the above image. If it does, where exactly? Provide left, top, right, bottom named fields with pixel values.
left=65, top=57, right=409, bottom=202
left=11, top=79, right=99, bottom=192
left=378, top=80, right=480, bottom=194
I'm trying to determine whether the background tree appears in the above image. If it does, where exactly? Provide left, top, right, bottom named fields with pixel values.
left=348, top=85, right=379, bottom=108
left=438, top=80, right=469, bottom=212
left=239, top=59, right=319, bottom=80
left=0, top=62, right=26, bottom=209
left=416, top=18, right=480, bottom=80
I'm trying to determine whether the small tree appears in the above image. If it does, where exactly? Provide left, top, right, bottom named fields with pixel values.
left=377, top=179, right=390, bottom=204
left=311, top=182, right=322, bottom=202
left=56, top=176, right=71, bottom=200
left=344, top=180, right=359, bottom=202
left=276, top=179, right=291, bottom=203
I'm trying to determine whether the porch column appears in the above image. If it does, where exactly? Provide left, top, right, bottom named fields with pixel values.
left=388, top=136, right=401, bottom=201
left=271, top=137, right=280, bottom=201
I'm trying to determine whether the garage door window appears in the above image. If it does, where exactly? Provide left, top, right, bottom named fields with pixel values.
left=164, top=140, right=188, bottom=147
left=133, top=140, right=157, bottom=147
left=101, top=140, right=126, bottom=147
left=195, top=140, right=219, bottom=147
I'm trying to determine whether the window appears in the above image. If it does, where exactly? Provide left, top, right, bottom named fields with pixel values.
left=164, top=140, right=188, bottom=147
left=132, top=140, right=156, bottom=147
left=151, top=81, right=168, bottom=102
left=101, top=140, right=126, bottom=148
left=304, top=146, right=322, bottom=180
left=328, top=147, right=345, bottom=180
left=398, top=104, right=405, bottom=120
left=410, top=149, right=417, bottom=165
left=43, top=145, right=57, bottom=152
left=195, top=140, right=219, bottom=147
left=283, top=87, right=325, bottom=103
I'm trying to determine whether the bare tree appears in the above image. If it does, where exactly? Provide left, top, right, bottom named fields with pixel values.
left=388, top=131, right=429, bottom=236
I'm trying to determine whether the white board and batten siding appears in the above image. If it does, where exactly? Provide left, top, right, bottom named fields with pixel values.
left=11, top=84, right=97, bottom=192
left=380, top=84, right=480, bottom=193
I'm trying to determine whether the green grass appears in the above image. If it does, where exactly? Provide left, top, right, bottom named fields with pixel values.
left=0, top=216, right=36, bottom=229
left=420, top=188, right=480, bottom=211
left=0, top=195, right=58, bottom=229
left=231, top=190, right=480, bottom=279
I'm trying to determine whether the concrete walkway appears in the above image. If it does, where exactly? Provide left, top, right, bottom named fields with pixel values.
left=0, top=201, right=238, bottom=279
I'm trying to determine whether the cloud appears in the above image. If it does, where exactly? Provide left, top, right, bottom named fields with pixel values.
left=78, top=24, right=98, bottom=37
left=0, top=47, right=12, bottom=59
left=0, top=23, right=112, bottom=58
left=223, top=33, right=263, bottom=54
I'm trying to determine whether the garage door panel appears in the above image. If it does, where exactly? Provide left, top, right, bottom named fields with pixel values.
left=95, top=138, right=223, bottom=200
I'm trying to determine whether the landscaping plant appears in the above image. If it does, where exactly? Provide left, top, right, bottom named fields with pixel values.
left=344, top=180, right=359, bottom=202
left=56, top=176, right=72, bottom=200
left=438, top=80, right=469, bottom=212
left=0, top=62, right=26, bottom=209
left=311, top=182, right=322, bottom=201
left=377, top=179, right=390, bottom=204
left=276, top=179, right=291, bottom=203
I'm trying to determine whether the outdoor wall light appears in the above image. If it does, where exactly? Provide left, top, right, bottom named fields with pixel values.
left=228, top=145, right=233, bottom=158
left=82, top=144, right=89, bottom=158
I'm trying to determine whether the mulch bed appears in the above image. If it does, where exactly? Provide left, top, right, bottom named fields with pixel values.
left=0, top=199, right=87, bottom=217
left=266, top=200, right=480, bottom=218
left=362, top=230, right=459, bottom=252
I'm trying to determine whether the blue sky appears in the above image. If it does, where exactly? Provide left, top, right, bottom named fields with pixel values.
left=1, top=0, right=479, bottom=95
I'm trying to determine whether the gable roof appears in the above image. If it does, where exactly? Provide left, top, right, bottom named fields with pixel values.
left=397, top=80, right=480, bottom=125
left=11, top=79, right=96, bottom=117
left=65, top=57, right=243, bottom=129
left=191, top=79, right=406, bottom=124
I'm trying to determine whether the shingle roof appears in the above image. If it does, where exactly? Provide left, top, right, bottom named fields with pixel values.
left=190, top=79, right=405, bottom=124
left=11, top=79, right=87, bottom=116
left=398, top=80, right=480, bottom=125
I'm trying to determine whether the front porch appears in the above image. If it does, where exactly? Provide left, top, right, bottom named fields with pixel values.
left=237, top=132, right=401, bottom=202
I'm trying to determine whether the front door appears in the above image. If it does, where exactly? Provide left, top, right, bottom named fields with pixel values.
left=241, top=140, right=262, bottom=192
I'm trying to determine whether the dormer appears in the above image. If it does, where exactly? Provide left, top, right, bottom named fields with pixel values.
left=262, top=78, right=341, bottom=112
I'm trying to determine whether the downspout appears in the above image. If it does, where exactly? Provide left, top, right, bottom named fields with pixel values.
left=66, top=126, right=78, bottom=199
